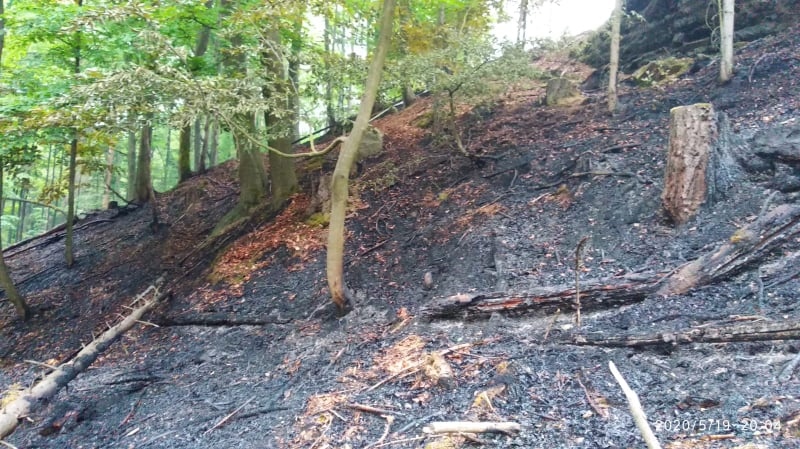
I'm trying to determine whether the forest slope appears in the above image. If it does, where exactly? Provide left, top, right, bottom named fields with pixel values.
left=1, top=27, right=799, bottom=449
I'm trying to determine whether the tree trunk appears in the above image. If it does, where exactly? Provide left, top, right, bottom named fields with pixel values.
left=517, top=0, right=528, bottom=45
left=193, top=118, right=202, bottom=171
left=102, top=145, right=114, bottom=208
left=209, top=119, right=219, bottom=166
left=134, top=121, right=153, bottom=204
left=65, top=0, right=82, bottom=268
left=608, top=0, right=623, bottom=113
left=402, top=84, right=416, bottom=107
left=199, top=115, right=210, bottom=174
left=0, top=163, right=29, bottom=320
left=324, top=16, right=336, bottom=129
left=326, top=0, right=396, bottom=312
left=263, top=29, right=298, bottom=210
left=178, top=125, right=192, bottom=182
left=662, top=103, right=717, bottom=224
left=719, top=0, right=735, bottom=83
left=65, top=136, right=77, bottom=268
left=163, top=126, right=171, bottom=187
left=234, top=114, right=268, bottom=209
left=126, top=130, right=137, bottom=200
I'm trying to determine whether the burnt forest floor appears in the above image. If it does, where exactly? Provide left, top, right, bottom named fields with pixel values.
left=2, top=29, right=800, bottom=449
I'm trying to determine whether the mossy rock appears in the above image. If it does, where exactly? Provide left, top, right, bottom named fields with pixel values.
left=545, top=77, right=584, bottom=106
left=631, top=57, right=694, bottom=87
left=305, top=212, right=330, bottom=227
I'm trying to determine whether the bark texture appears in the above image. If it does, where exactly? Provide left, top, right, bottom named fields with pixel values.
left=661, top=103, right=715, bottom=224
left=326, top=0, right=396, bottom=311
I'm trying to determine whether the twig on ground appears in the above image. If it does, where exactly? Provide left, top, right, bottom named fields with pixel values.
left=373, top=436, right=426, bottom=448
left=576, top=373, right=609, bottom=418
left=22, top=360, right=58, bottom=371
left=0, top=440, right=19, bottom=449
left=203, top=395, right=256, bottom=435
left=346, top=403, right=399, bottom=417
left=423, top=421, right=521, bottom=435
left=365, top=415, right=394, bottom=449
left=608, top=361, right=662, bottom=449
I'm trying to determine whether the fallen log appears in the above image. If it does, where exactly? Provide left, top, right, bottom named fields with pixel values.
left=423, top=204, right=800, bottom=320
left=656, top=204, right=800, bottom=296
left=570, top=319, right=800, bottom=348
left=0, top=278, right=169, bottom=439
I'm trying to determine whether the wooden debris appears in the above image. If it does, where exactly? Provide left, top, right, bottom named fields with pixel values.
left=423, top=421, right=521, bottom=435
left=423, top=205, right=800, bottom=320
left=571, top=319, right=800, bottom=347
left=608, top=361, right=662, bottom=449
left=0, top=278, right=169, bottom=439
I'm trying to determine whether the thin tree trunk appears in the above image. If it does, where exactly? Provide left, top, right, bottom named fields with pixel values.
left=65, top=0, right=82, bottom=268
left=608, top=0, right=623, bottom=113
left=163, top=126, right=171, bottom=188
left=102, top=145, right=114, bottom=208
left=324, top=16, right=336, bottom=129
left=199, top=115, right=210, bottom=174
left=517, top=0, right=528, bottom=45
left=719, top=0, right=735, bottom=82
left=209, top=119, right=219, bottom=166
left=126, top=130, right=137, bottom=200
left=0, top=163, right=29, bottom=320
left=193, top=118, right=202, bottom=171
left=135, top=121, right=153, bottom=204
left=178, top=125, right=192, bottom=182
left=326, top=0, right=395, bottom=312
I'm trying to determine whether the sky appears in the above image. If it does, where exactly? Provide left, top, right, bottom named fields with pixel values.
left=493, top=0, right=616, bottom=42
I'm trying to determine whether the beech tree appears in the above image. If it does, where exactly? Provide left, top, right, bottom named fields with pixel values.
left=327, top=0, right=396, bottom=312
left=719, top=0, right=735, bottom=83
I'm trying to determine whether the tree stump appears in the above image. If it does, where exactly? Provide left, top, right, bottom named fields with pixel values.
left=661, top=103, right=744, bottom=224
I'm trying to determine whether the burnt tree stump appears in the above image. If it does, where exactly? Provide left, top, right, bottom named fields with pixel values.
left=662, top=103, right=744, bottom=224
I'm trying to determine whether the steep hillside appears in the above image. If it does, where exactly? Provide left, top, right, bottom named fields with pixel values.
left=1, top=27, right=800, bottom=449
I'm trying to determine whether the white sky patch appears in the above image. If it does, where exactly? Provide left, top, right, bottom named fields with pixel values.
left=493, top=0, right=615, bottom=42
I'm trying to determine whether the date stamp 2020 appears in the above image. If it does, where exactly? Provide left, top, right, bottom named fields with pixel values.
left=654, top=417, right=782, bottom=435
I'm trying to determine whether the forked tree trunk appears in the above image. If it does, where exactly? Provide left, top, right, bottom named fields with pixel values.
left=326, top=0, right=396, bottom=312
left=661, top=103, right=746, bottom=224
left=719, top=0, right=735, bottom=83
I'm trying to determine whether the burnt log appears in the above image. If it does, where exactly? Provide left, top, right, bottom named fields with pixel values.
left=424, top=205, right=800, bottom=320
left=0, top=279, right=168, bottom=439
left=571, top=319, right=800, bottom=347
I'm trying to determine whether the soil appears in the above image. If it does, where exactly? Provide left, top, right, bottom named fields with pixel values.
left=1, top=29, right=799, bottom=449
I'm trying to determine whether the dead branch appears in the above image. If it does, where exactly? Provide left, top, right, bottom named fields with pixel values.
left=346, top=403, right=400, bottom=417
left=608, top=361, right=662, bottom=449
left=424, top=205, right=800, bottom=320
left=657, top=204, right=800, bottom=296
left=574, top=236, right=589, bottom=327
left=423, top=421, right=521, bottom=435
left=571, top=319, right=800, bottom=347
left=0, top=278, right=169, bottom=439
left=203, top=395, right=256, bottom=435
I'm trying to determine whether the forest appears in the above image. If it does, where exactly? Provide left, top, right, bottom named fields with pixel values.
left=1, top=0, right=799, bottom=447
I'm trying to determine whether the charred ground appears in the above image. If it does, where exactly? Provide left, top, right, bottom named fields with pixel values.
left=1, top=28, right=799, bottom=449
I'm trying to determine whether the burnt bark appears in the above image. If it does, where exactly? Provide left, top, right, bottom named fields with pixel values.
left=424, top=205, right=800, bottom=320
